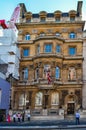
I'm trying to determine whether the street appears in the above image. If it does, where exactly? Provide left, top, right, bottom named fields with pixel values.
left=0, top=119, right=86, bottom=130
left=0, top=127, right=86, bottom=130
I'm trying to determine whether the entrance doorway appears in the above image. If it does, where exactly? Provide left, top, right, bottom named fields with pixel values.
left=67, top=103, right=75, bottom=115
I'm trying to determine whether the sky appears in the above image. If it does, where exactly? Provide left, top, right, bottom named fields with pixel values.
left=0, top=0, right=86, bottom=28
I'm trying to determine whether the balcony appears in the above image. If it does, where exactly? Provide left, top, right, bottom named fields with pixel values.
left=34, top=53, right=63, bottom=59
left=35, top=35, right=64, bottom=41
left=17, top=78, right=62, bottom=88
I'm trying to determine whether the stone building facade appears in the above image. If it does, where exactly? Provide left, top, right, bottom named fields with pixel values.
left=13, top=1, right=85, bottom=118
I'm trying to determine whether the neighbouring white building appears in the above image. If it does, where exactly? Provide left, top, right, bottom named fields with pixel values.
left=0, top=20, right=20, bottom=121
left=0, top=20, right=20, bottom=80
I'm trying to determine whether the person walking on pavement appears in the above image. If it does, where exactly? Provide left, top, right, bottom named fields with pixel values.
left=27, top=113, right=31, bottom=121
left=7, top=114, right=11, bottom=123
left=17, top=113, right=21, bottom=122
left=13, top=113, right=16, bottom=122
left=75, top=110, right=80, bottom=125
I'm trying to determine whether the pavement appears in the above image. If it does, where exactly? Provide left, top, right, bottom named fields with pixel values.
left=0, top=119, right=86, bottom=129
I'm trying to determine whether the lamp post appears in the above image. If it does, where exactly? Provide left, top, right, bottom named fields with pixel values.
left=8, top=73, right=13, bottom=110
left=23, top=80, right=27, bottom=121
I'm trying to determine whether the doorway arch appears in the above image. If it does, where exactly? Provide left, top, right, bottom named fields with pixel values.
left=65, top=94, right=78, bottom=115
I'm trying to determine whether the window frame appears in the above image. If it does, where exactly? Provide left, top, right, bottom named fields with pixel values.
left=69, top=46, right=76, bottom=56
left=22, top=67, right=28, bottom=80
left=25, top=34, right=31, bottom=40
left=69, top=32, right=76, bottom=39
left=44, top=43, right=52, bottom=53
left=56, top=45, right=61, bottom=53
left=55, top=66, right=60, bottom=79
left=23, top=48, right=29, bottom=57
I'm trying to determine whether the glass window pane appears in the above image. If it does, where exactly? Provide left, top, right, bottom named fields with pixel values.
left=25, top=34, right=30, bottom=40
left=23, top=49, right=29, bottom=56
left=24, top=68, right=28, bottom=80
left=69, top=47, right=76, bottom=55
left=56, top=33, right=60, bottom=37
left=45, top=44, right=52, bottom=53
left=69, top=33, right=76, bottom=39
left=56, top=45, right=61, bottom=53
left=35, top=92, right=43, bottom=105
left=37, top=45, right=40, bottom=54
left=56, top=67, right=60, bottom=79
left=51, top=92, right=59, bottom=105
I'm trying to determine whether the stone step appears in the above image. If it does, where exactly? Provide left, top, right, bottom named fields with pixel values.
left=31, top=115, right=64, bottom=121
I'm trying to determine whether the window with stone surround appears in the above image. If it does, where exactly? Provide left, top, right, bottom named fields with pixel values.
left=51, top=92, right=59, bottom=105
left=69, top=32, right=76, bottom=39
left=55, top=66, right=60, bottom=79
left=44, top=44, right=52, bottom=53
left=22, top=67, right=29, bottom=80
left=56, top=45, right=61, bottom=53
left=35, top=92, right=43, bottom=106
left=23, top=48, right=30, bottom=57
left=25, top=34, right=30, bottom=40
left=69, top=46, right=76, bottom=56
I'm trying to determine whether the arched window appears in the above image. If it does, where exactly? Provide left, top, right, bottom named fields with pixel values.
left=25, top=34, right=30, bottom=40
left=55, top=67, right=60, bottom=79
left=69, top=32, right=76, bottom=39
left=40, top=32, right=45, bottom=37
left=51, top=92, right=59, bottom=105
left=35, top=92, right=43, bottom=105
left=55, top=32, right=60, bottom=37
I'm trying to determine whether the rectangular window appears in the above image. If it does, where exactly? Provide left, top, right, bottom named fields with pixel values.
left=56, top=45, right=61, bottom=53
left=37, top=45, right=40, bottom=54
left=23, top=49, right=29, bottom=57
left=55, top=17, right=60, bottom=22
left=70, top=17, right=75, bottom=21
left=69, top=47, right=76, bottom=56
left=56, top=67, right=60, bottom=79
left=40, top=17, right=46, bottom=22
left=45, top=44, right=52, bottom=53
left=23, top=68, right=28, bottom=80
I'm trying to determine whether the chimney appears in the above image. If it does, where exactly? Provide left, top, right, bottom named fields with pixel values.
left=77, top=1, right=83, bottom=17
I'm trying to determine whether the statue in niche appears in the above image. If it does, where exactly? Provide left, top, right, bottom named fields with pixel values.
left=68, top=68, right=76, bottom=80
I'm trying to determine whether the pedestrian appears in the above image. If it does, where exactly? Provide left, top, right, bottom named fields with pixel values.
left=17, top=113, right=21, bottom=122
left=75, top=111, right=80, bottom=125
left=7, top=114, right=11, bottom=123
left=22, top=113, right=24, bottom=122
left=13, top=113, right=16, bottom=122
left=27, top=113, right=30, bottom=121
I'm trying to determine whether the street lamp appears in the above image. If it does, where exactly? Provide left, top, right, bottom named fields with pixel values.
left=7, top=73, right=13, bottom=110
left=23, top=80, right=27, bottom=121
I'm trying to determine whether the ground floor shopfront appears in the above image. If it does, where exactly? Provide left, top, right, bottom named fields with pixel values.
left=11, top=81, right=82, bottom=119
